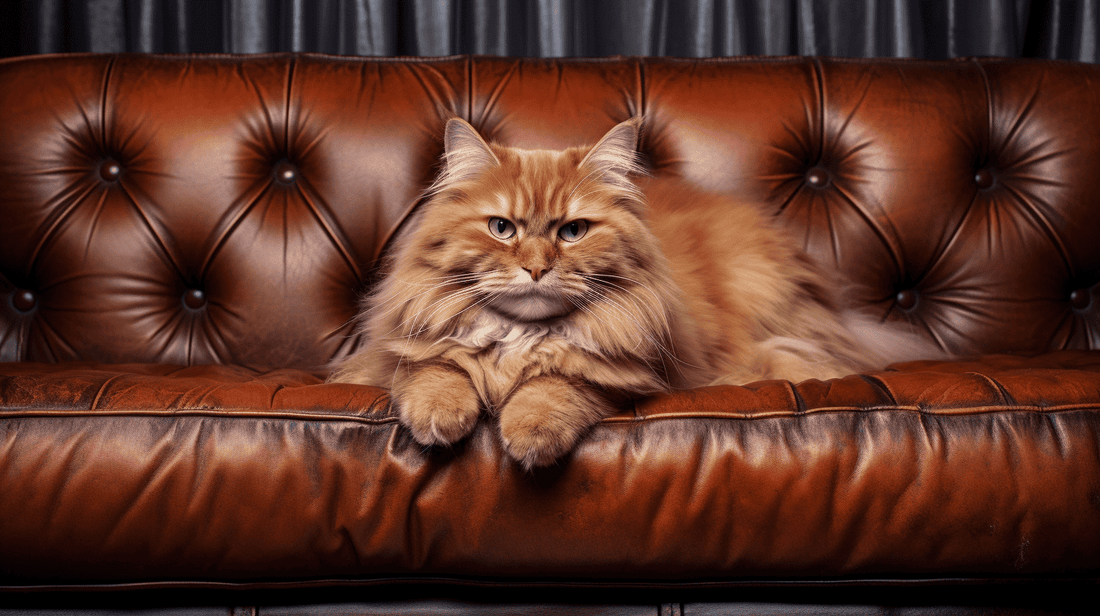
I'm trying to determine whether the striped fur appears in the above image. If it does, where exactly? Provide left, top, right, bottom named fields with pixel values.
left=329, top=117, right=942, bottom=469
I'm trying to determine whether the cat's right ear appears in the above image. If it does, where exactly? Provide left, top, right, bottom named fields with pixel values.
left=441, top=118, right=500, bottom=185
left=579, top=117, right=646, bottom=196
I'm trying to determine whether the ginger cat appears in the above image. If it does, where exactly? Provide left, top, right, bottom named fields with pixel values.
left=329, top=118, right=939, bottom=469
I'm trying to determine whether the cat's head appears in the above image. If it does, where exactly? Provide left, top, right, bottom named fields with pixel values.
left=402, top=117, right=666, bottom=325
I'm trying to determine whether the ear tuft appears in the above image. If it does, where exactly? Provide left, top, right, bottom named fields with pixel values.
left=438, top=118, right=500, bottom=188
left=579, top=118, right=645, bottom=193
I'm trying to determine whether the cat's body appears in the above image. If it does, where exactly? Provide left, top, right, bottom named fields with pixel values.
left=329, top=118, right=941, bottom=468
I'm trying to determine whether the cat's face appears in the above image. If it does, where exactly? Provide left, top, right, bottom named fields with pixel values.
left=408, top=118, right=656, bottom=324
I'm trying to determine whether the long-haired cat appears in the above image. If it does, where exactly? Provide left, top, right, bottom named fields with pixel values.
left=329, top=117, right=941, bottom=469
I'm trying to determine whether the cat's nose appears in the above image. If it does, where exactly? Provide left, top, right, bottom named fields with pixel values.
left=523, top=265, right=550, bottom=281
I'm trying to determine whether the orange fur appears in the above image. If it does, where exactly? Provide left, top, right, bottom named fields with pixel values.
left=329, top=118, right=942, bottom=468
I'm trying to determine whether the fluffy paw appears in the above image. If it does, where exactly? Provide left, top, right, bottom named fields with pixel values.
left=392, top=365, right=480, bottom=447
left=498, top=377, right=606, bottom=470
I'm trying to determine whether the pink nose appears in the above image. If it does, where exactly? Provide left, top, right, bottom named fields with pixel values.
left=524, top=266, right=549, bottom=281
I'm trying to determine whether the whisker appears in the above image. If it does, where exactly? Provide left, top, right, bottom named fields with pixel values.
left=582, top=273, right=678, bottom=349
left=566, top=291, right=693, bottom=383
left=375, top=284, right=484, bottom=344
left=388, top=284, right=493, bottom=390
left=405, top=286, right=484, bottom=338
left=584, top=272, right=670, bottom=314
left=579, top=284, right=700, bottom=375
left=580, top=288, right=666, bottom=356
left=367, top=273, right=483, bottom=323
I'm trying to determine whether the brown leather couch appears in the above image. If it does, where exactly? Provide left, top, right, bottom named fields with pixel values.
left=2, top=53, right=1098, bottom=615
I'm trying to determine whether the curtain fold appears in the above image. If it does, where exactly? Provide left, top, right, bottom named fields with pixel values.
left=3, top=0, right=1099, bottom=61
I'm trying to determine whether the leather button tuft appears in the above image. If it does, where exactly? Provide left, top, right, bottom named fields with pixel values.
left=895, top=289, right=918, bottom=310
left=12, top=289, right=36, bottom=313
left=975, top=167, right=995, bottom=189
left=1070, top=288, right=1092, bottom=310
left=99, top=159, right=122, bottom=182
left=805, top=167, right=830, bottom=188
left=274, top=161, right=297, bottom=185
left=183, top=289, right=207, bottom=310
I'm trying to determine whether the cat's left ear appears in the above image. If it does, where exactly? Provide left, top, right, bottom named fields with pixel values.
left=579, top=117, right=645, bottom=193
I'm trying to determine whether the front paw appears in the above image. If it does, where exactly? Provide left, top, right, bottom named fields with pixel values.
left=498, top=377, right=609, bottom=470
left=392, top=364, right=481, bottom=447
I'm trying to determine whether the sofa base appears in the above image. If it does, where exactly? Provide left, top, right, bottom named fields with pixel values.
left=2, top=581, right=1096, bottom=615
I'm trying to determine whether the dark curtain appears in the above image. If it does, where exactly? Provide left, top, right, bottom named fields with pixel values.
left=1, top=0, right=1099, bottom=61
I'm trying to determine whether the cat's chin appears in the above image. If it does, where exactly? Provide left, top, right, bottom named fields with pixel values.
left=488, top=293, right=574, bottom=322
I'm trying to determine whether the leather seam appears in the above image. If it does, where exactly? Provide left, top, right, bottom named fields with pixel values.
left=0, top=409, right=398, bottom=424
left=2, top=403, right=1098, bottom=423
left=610, top=404, right=1100, bottom=423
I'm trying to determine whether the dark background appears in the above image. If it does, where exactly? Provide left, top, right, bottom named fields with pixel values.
left=1, top=0, right=1098, bottom=61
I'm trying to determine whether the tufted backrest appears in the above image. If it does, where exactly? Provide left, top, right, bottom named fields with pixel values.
left=2, top=53, right=1099, bottom=373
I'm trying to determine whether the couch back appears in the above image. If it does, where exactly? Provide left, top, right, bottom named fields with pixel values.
left=2, top=53, right=1099, bottom=372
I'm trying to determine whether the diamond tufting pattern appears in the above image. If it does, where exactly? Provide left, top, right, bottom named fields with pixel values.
left=2, top=54, right=1100, bottom=370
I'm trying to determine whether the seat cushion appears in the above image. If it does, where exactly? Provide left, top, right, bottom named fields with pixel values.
left=2, top=353, right=1100, bottom=588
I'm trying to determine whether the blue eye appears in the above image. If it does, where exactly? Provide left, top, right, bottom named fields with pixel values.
left=488, top=217, right=516, bottom=239
left=558, top=220, right=588, bottom=242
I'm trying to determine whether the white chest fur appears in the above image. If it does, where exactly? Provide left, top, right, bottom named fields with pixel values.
left=445, top=310, right=600, bottom=359
left=434, top=311, right=599, bottom=406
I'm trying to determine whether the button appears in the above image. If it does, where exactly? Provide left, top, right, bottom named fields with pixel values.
left=12, top=289, right=36, bottom=312
left=274, top=161, right=297, bottom=185
left=183, top=289, right=207, bottom=309
left=1070, top=288, right=1091, bottom=310
left=805, top=166, right=830, bottom=188
left=895, top=289, right=918, bottom=310
left=99, top=159, right=121, bottom=182
left=975, top=168, right=995, bottom=189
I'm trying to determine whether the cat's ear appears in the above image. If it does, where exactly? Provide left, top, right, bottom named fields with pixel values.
left=579, top=117, right=645, bottom=192
left=441, top=118, right=500, bottom=185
